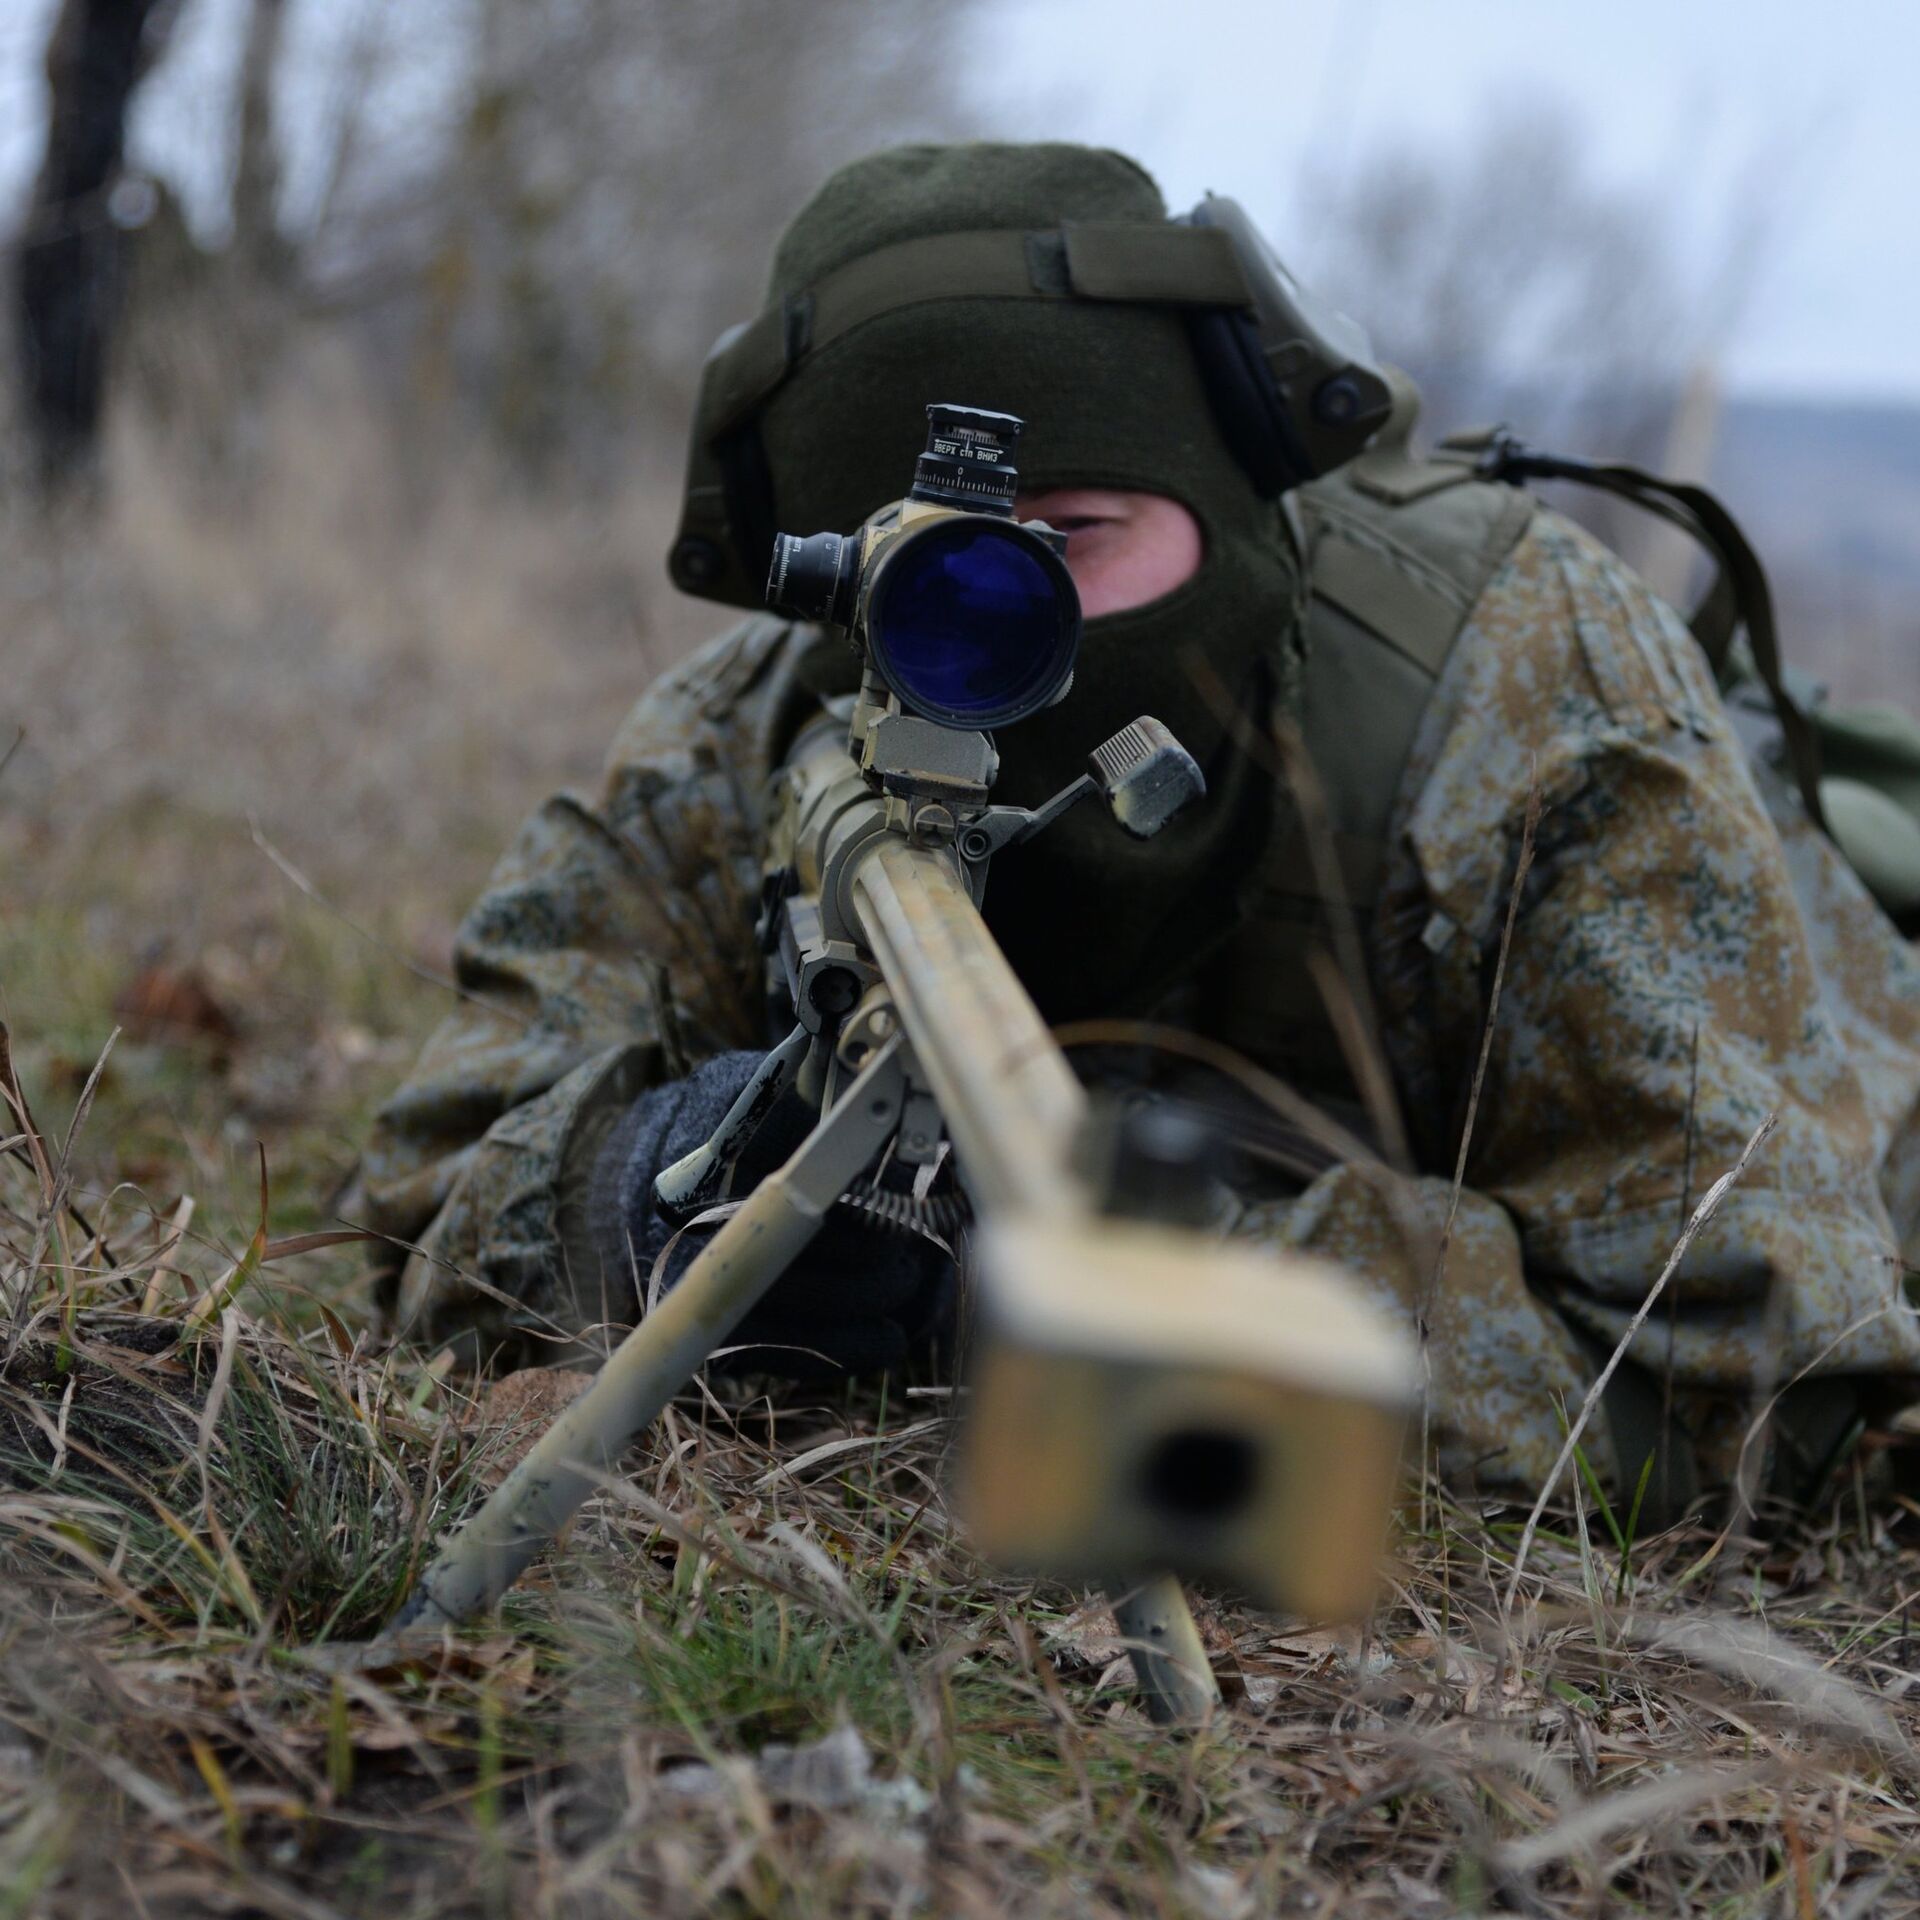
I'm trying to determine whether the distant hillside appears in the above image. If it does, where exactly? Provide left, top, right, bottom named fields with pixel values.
left=1714, top=397, right=1920, bottom=590
left=1417, top=382, right=1920, bottom=709
left=1707, top=397, right=1920, bottom=708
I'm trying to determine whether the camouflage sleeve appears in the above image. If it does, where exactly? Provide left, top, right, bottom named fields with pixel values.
left=1247, top=511, right=1920, bottom=1493
left=361, top=616, right=823, bottom=1365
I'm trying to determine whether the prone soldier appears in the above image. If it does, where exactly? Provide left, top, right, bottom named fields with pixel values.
left=362, top=142, right=1920, bottom=1526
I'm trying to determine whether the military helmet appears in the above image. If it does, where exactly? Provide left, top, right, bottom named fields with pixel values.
left=668, top=142, right=1390, bottom=608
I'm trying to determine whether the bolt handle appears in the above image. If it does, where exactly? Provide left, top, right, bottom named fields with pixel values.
left=955, top=715, right=1209, bottom=866
left=1089, top=718, right=1207, bottom=841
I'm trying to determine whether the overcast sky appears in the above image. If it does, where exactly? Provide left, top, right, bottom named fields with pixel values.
left=1, top=0, right=1914, bottom=400
left=982, top=0, right=1918, bottom=401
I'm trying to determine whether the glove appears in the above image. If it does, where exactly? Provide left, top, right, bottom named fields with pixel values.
left=608, top=1050, right=957, bottom=1378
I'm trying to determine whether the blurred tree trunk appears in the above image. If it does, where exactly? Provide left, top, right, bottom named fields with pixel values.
left=12, top=0, right=169, bottom=488
left=231, top=0, right=287, bottom=283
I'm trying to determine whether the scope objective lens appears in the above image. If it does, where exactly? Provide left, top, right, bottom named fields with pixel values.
left=866, top=518, right=1079, bottom=731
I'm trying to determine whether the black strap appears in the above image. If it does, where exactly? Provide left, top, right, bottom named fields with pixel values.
left=702, top=225, right=1252, bottom=435
left=1460, top=431, right=1828, bottom=834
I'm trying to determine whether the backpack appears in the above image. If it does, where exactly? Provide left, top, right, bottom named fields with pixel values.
left=1795, top=698, right=1920, bottom=932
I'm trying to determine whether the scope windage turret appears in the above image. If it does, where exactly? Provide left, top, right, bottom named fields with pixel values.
left=908, top=403, right=1024, bottom=515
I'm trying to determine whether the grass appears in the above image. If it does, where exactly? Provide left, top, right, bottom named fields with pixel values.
left=9, top=996, right=1920, bottom=1918
left=8, top=378, right=1920, bottom=1915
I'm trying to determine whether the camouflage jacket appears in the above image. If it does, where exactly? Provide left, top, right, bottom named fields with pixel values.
left=362, top=505, right=1920, bottom=1497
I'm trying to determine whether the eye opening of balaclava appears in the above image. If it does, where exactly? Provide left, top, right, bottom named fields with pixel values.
left=758, top=141, right=1303, bottom=1021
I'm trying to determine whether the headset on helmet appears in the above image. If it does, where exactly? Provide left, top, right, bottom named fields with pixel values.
left=667, top=195, right=1392, bottom=610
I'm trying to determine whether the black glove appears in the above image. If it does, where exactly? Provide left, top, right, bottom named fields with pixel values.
left=607, top=1050, right=957, bottom=1379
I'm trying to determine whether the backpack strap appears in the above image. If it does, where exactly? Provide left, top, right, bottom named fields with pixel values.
left=1437, top=426, right=1830, bottom=835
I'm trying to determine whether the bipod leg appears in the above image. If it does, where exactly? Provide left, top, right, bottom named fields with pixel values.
left=1108, top=1573, right=1221, bottom=1726
left=386, top=1036, right=908, bottom=1634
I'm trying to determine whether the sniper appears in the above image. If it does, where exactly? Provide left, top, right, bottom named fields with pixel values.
left=360, top=143, right=1920, bottom=1528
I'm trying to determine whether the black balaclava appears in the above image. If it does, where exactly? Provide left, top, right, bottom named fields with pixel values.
left=755, top=143, right=1303, bottom=1020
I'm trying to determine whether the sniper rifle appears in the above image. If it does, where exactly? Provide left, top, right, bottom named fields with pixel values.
left=386, top=404, right=1413, bottom=1723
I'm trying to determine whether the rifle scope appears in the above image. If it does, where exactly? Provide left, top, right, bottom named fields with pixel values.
left=766, top=404, right=1081, bottom=731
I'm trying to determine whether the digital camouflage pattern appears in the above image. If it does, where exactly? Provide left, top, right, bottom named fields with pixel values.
left=361, top=504, right=1920, bottom=1500
left=1241, top=512, right=1920, bottom=1491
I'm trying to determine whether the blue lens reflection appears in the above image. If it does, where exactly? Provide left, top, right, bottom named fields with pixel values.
left=869, top=522, right=1077, bottom=729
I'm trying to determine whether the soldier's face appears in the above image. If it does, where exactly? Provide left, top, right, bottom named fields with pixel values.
left=1015, top=489, right=1202, bottom=619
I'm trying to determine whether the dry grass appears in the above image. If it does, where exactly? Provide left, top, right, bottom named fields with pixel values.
left=8, top=1065, right=1920, bottom=1917
left=4, top=333, right=709, bottom=914
left=8, top=361, right=1920, bottom=1917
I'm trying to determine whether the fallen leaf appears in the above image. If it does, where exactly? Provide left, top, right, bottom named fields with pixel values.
left=112, top=963, right=238, bottom=1049
left=1265, top=1625, right=1374, bottom=1675
left=1043, top=1603, right=1126, bottom=1676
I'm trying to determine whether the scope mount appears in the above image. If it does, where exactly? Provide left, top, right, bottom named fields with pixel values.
left=853, top=685, right=1206, bottom=875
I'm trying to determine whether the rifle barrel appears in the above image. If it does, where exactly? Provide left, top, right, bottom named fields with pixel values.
left=849, top=834, right=1086, bottom=1219
left=849, top=826, right=1221, bottom=1723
